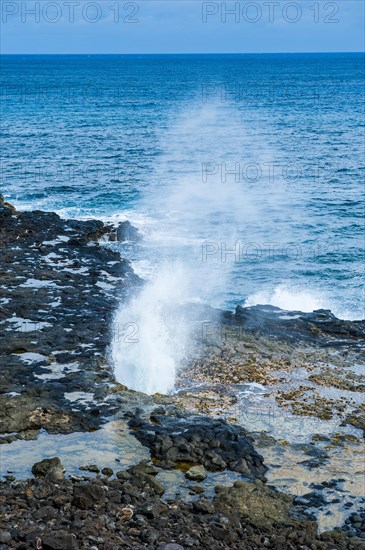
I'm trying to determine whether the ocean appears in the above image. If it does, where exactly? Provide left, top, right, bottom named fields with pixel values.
left=1, top=53, right=364, bottom=321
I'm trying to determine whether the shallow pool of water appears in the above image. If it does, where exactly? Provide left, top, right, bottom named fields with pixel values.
left=0, top=420, right=149, bottom=479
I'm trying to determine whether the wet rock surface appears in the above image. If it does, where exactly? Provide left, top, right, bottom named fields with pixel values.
left=228, top=304, right=365, bottom=349
left=31, top=457, right=64, bottom=481
left=343, top=511, right=365, bottom=540
left=342, top=407, right=365, bottom=437
left=179, top=302, right=365, bottom=427
left=114, top=220, right=142, bottom=243
left=185, top=465, right=207, bottom=482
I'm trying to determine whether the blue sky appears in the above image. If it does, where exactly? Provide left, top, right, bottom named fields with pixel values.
left=1, top=1, right=364, bottom=54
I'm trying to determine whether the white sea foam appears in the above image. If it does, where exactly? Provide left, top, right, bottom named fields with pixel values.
left=243, top=284, right=362, bottom=320
left=244, top=286, right=326, bottom=313
left=64, top=392, right=96, bottom=406
left=16, top=352, right=47, bottom=364
left=42, top=236, right=70, bottom=245
left=4, top=316, right=52, bottom=332
left=19, top=279, right=58, bottom=289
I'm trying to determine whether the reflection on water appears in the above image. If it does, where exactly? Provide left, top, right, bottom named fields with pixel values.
left=157, top=468, right=245, bottom=504
left=257, top=439, right=365, bottom=533
left=0, top=420, right=149, bottom=479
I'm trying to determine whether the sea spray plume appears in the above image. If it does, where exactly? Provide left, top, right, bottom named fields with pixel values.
left=112, top=262, right=191, bottom=394
left=112, top=100, right=281, bottom=393
left=137, top=100, right=282, bottom=306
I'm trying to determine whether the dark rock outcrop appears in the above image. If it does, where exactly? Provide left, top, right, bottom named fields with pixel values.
left=227, top=304, right=365, bottom=348
left=116, top=220, right=142, bottom=242
left=0, top=196, right=143, bottom=437
left=129, top=411, right=267, bottom=481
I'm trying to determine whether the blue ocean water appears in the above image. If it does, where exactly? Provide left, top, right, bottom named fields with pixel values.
left=1, top=54, right=364, bottom=319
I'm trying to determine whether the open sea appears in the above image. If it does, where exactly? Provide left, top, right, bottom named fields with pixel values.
left=1, top=53, right=364, bottom=320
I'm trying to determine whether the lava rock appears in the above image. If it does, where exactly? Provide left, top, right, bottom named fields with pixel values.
left=129, top=413, right=267, bottom=481
left=158, top=545, right=185, bottom=550
left=0, top=530, right=11, bottom=544
left=42, top=530, right=79, bottom=549
left=0, top=195, right=142, bottom=438
left=116, top=220, right=142, bottom=242
left=193, top=498, right=214, bottom=514
left=101, top=467, right=114, bottom=477
left=185, top=465, right=207, bottom=482
left=31, top=457, right=64, bottom=480
left=79, top=464, right=100, bottom=473
left=73, top=481, right=107, bottom=509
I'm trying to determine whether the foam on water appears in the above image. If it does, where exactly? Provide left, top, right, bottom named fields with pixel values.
left=244, top=284, right=363, bottom=321
left=244, top=286, right=326, bottom=313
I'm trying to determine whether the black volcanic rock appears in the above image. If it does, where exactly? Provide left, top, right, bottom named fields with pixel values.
left=1, top=463, right=361, bottom=549
left=31, top=457, right=64, bottom=480
left=129, top=412, right=267, bottom=481
left=229, top=304, right=365, bottom=348
left=116, top=220, right=142, bottom=242
left=0, top=196, right=142, bottom=437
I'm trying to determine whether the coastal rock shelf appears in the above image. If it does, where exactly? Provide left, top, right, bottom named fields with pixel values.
left=0, top=195, right=143, bottom=438
left=179, top=303, right=365, bottom=436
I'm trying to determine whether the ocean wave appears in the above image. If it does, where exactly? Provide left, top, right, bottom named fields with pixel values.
left=243, top=285, right=363, bottom=321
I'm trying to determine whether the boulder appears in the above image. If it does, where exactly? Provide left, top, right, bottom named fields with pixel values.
left=185, top=465, right=207, bottom=482
left=31, top=457, right=64, bottom=480
left=73, top=481, right=106, bottom=509
left=214, top=479, right=294, bottom=529
left=193, top=498, right=214, bottom=514
left=42, top=530, right=78, bottom=549
left=101, top=467, right=114, bottom=477
left=116, top=220, right=142, bottom=242
left=0, top=530, right=11, bottom=544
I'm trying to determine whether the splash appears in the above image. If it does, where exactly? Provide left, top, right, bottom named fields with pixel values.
left=112, top=263, right=191, bottom=394
left=111, top=100, right=274, bottom=393
left=243, top=284, right=360, bottom=320
left=111, top=100, right=300, bottom=393
left=244, top=286, right=326, bottom=313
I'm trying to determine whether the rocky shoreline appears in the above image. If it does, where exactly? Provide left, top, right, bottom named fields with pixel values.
left=0, top=194, right=147, bottom=440
left=1, top=196, right=364, bottom=549
left=2, top=456, right=363, bottom=550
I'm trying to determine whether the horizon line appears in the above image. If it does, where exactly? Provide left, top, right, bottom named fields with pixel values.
left=1, top=51, right=364, bottom=55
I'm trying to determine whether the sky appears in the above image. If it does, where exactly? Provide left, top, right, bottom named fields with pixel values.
left=0, top=0, right=364, bottom=54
